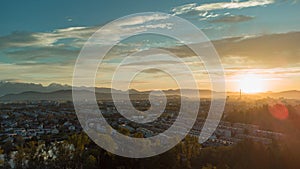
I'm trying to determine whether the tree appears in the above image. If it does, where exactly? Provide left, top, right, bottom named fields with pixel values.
left=175, top=136, right=201, bottom=169
left=83, top=155, right=97, bottom=169
left=14, top=146, right=26, bottom=169
left=14, top=135, right=25, bottom=147
left=3, top=141, right=13, bottom=156
left=118, top=127, right=130, bottom=136
left=0, top=147, right=4, bottom=167
left=202, top=164, right=217, bottom=169
left=67, top=133, right=91, bottom=169
left=54, top=141, right=73, bottom=169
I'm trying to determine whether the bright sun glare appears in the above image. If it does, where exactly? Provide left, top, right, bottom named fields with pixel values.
left=238, top=74, right=266, bottom=93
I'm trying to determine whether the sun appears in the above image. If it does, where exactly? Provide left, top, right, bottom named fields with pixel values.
left=238, top=74, right=266, bottom=93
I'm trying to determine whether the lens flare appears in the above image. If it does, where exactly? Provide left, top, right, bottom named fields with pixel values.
left=268, top=102, right=289, bottom=120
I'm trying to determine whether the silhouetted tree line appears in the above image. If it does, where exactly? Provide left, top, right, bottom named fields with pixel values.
left=1, top=131, right=300, bottom=169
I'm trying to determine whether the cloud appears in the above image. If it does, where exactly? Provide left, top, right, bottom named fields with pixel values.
left=0, top=31, right=38, bottom=49
left=94, top=14, right=173, bottom=45
left=116, top=13, right=170, bottom=27
left=209, top=15, right=255, bottom=23
left=0, top=27, right=97, bottom=50
left=171, top=0, right=274, bottom=22
left=121, top=60, right=181, bottom=67
left=226, top=67, right=300, bottom=76
left=142, top=68, right=164, bottom=74
left=172, top=0, right=275, bottom=16
left=171, top=3, right=197, bottom=16
left=4, top=47, right=79, bottom=66
left=0, top=13, right=174, bottom=67
left=213, top=31, right=300, bottom=68
left=0, top=13, right=179, bottom=86
left=0, top=13, right=172, bottom=51
left=0, top=78, right=22, bottom=83
left=0, top=26, right=96, bottom=85
left=65, top=16, right=73, bottom=22
left=159, top=31, right=300, bottom=68
left=116, top=32, right=300, bottom=87
left=194, top=0, right=274, bottom=11
left=0, top=62, right=74, bottom=85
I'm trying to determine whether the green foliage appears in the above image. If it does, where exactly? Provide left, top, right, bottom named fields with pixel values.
left=83, top=155, right=97, bottom=169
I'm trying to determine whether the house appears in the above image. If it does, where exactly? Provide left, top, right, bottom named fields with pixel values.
left=68, top=125, right=76, bottom=131
left=2, top=137, right=14, bottom=143
left=51, top=128, right=59, bottom=134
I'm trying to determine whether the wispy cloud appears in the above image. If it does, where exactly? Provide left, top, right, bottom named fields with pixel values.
left=194, top=0, right=274, bottom=11
left=209, top=15, right=255, bottom=23
left=170, top=0, right=274, bottom=23
left=213, top=31, right=300, bottom=68
left=225, top=67, right=300, bottom=77
left=172, top=0, right=275, bottom=16
left=0, top=27, right=96, bottom=49
left=0, top=62, right=74, bottom=85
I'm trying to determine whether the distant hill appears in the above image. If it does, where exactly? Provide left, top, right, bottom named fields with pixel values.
left=0, top=90, right=73, bottom=101
left=0, top=89, right=127, bottom=102
left=0, top=82, right=299, bottom=101
left=0, top=88, right=214, bottom=102
left=262, top=90, right=300, bottom=100
left=0, top=81, right=71, bottom=96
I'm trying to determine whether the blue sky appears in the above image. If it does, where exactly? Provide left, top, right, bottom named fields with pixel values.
left=0, top=0, right=300, bottom=91
left=0, top=0, right=189, bottom=35
left=1, top=0, right=299, bottom=38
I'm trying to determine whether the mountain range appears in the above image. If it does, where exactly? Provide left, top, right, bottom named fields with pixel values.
left=0, top=81, right=71, bottom=96
left=0, top=82, right=299, bottom=101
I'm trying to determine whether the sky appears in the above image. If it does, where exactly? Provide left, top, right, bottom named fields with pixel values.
left=0, top=0, right=300, bottom=92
